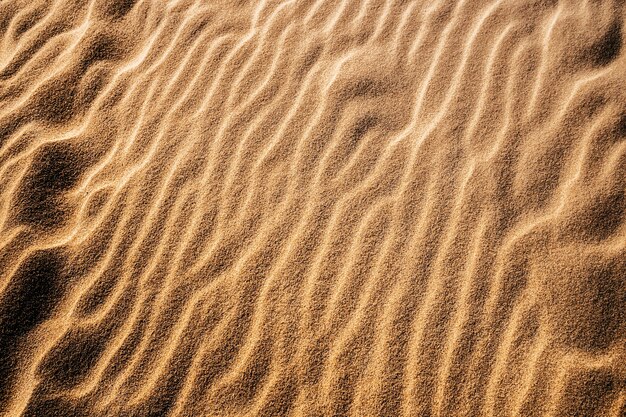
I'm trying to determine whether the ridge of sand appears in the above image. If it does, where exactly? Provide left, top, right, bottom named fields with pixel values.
left=0, top=0, right=625, bottom=416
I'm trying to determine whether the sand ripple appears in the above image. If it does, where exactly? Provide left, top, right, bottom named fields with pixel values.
left=0, top=0, right=625, bottom=416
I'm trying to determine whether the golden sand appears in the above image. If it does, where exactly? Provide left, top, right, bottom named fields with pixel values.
left=0, top=0, right=625, bottom=415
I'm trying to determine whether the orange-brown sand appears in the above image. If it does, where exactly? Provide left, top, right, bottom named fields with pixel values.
left=0, top=0, right=625, bottom=416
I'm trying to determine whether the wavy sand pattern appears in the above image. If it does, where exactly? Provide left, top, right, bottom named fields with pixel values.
left=0, top=0, right=625, bottom=415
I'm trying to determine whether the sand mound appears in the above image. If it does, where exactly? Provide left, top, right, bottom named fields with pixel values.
left=0, top=0, right=625, bottom=416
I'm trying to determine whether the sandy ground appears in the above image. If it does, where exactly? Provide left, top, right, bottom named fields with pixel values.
left=0, top=0, right=625, bottom=416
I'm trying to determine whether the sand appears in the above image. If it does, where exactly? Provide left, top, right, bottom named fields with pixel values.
left=0, top=0, right=625, bottom=416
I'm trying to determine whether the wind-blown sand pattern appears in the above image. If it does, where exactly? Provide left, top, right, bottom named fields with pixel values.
left=0, top=0, right=625, bottom=415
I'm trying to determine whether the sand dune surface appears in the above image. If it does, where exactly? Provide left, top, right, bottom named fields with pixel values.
left=0, top=0, right=625, bottom=416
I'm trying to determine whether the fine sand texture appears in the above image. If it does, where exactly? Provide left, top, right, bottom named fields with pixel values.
left=1, top=0, right=625, bottom=416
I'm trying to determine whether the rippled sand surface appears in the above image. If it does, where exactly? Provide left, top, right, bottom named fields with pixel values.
left=0, top=0, right=625, bottom=416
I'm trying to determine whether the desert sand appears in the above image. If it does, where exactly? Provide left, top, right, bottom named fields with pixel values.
left=0, top=0, right=625, bottom=416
